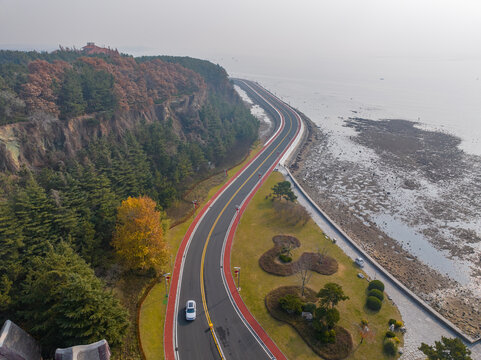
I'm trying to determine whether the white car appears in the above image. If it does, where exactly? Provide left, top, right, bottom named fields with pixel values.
left=355, top=257, right=365, bottom=268
left=185, top=300, right=196, bottom=321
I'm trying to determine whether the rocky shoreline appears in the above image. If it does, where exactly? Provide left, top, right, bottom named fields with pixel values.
left=288, top=114, right=481, bottom=339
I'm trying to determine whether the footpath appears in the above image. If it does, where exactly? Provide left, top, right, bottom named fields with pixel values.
left=278, top=116, right=481, bottom=358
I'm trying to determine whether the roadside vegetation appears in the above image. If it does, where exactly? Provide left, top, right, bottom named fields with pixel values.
left=139, top=142, right=263, bottom=359
left=231, top=172, right=404, bottom=359
left=419, top=336, right=472, bottom=360
left=0, top=49, right=259, bottom=358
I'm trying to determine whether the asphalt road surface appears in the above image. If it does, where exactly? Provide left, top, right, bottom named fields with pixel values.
left=175, top=79, right=300, bottom=360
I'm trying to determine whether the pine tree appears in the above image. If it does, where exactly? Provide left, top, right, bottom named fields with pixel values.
left=17, top=243, right=129, bottom=355
left=0, top=200, right=23, bottom=310
left=79, top=67, right=116, bottom=113
left=58, top=69, right=86, bottom=119
left=153, top=171, right=176, bottom=208
left=14, top=177, right=57, bottom=257
left=0, top=200, right=23, bottom=268
left=125, top=134, right=153, bottom=194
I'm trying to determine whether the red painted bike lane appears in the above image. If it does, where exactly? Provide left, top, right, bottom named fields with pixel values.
left=222, top=106, right=301, bottom=360
left=163, top=82, right=288, bottom=360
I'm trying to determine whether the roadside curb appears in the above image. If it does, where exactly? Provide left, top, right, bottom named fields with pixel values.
left=169, top=146, right=256, bottom=229
left=164, top=80, right=286, bottom=360
left=221, top=81, right=303, bottom=360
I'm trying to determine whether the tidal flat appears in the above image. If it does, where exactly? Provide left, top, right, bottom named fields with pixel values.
left=291, top=117, right=481, bottom=338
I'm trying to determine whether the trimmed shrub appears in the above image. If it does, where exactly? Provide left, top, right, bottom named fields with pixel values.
left=388, top=318, right=397, bottom=326
left=383, top=340, right=397, bottom=356
left=279, top=294, right=303, bottom=315
left=385, top=330, right=396, bottom=338
left=302, top=302, right=316, bottom=313
left=368, top=279, right=385, bottom=292
left=394, top=320, right=403, bottom=329
left=318, top=329, right=336, bottom=344
left=368, top=288, right=384, bottom=301
left=279, top=254, right=292, bottom=263
left=366, top=296, right=382, bottom=311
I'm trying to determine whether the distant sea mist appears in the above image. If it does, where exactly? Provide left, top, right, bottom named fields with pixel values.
left=228, top=55, right=481, bottom=156
left=231, top=55, right=481, bottom=339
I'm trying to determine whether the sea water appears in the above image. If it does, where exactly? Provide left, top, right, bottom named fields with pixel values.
left=227, top=55, right=481, bottom=156
left=227, top=55, right=481, bottom=290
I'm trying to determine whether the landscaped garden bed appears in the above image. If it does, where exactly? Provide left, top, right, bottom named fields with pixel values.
left=231, top=172, right=404, bottom=359
left=265, top=286, right=353, bottom=360
left=259, top=235, right=338, bottom=276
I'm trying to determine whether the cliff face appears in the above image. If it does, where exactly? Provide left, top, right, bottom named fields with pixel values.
left=0, top=87, right=207, bottom=171
left=0, top=48, right=259, bottom=359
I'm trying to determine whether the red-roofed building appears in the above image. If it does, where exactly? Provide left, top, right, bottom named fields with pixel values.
left=82, top=42, right=118, bottom=55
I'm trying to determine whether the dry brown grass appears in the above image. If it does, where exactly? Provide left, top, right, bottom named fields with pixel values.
left=272, top=199, right=310, bottom=226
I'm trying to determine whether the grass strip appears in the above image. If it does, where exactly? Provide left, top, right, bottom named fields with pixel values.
left=138, top=143, right=263, bottom=359
left=231, top=172, right=404, bottom=359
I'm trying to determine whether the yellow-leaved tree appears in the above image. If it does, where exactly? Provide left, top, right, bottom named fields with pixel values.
left=112, top=196, right=169, bottom=274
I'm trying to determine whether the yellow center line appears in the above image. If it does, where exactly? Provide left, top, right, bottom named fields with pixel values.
left=199, top=99, right=294, bottom=359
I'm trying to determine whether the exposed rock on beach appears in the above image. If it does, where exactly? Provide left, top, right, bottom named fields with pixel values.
left=290, top=116, right=481, bottom=338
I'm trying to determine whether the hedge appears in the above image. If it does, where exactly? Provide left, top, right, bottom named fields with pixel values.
left=366, top=296, right=382, bottom=311
left=368, top=280, right=385, bottom=292
left=383, top=339, right=397, bottom=356
left=368, top=289, right=384, bottom=301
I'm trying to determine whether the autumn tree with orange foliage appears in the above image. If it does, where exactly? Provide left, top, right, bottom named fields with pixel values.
left=112, top=196, right=169, bottom=274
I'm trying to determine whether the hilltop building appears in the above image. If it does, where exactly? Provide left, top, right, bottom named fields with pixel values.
left=82, top=42, right=118, bottom=55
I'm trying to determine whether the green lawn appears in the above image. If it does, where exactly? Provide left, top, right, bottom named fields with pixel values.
left=231, top=172, right=404, bottom=359
left=138, top=143, right=263, bottom=360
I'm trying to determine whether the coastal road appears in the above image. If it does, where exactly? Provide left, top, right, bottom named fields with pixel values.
left=164, top=79, right=302, bottom=359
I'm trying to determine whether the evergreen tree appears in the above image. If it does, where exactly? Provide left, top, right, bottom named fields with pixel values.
left=13, top=176, right=57, bottom=257
left=58, top=69, right=85, bottom=119
left=17, top=243, right=129, bottom=355
left=272, top=181, right=297, bottom=202
left=0, top=200, right=23, bottom=268
left=0, top=274, right=12, bottom=311
left=317, top=283, right=349, bottom=309
left=50, top=189, right=80, bottom=243
left=79, top=67, right=116, bottom=113
left=419, top=337, right=472, bottom=360
left=0, top=201, right=23, bottom=310
left=152, top=171, right=176, bottom=208
left=125, top=134, right=153, bottom=194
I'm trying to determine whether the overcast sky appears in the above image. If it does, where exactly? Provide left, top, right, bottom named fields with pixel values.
left=1, top=0, right=481, bottom=75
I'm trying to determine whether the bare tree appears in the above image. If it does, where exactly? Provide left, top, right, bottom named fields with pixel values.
left=281, top=241, right=296, bottom=257
left=316, top=246, right=328, bottom=264
left=295, top=257, right=313, bottom=297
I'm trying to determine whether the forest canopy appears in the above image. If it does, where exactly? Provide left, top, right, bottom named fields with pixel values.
left=0, top=47, right=259, bottom=355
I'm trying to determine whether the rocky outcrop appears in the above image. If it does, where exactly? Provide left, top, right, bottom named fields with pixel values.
left=0, top=87, right=207, bottom=171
